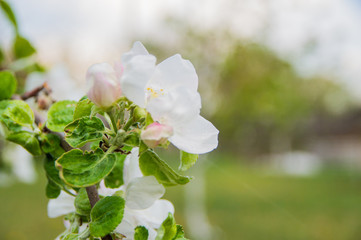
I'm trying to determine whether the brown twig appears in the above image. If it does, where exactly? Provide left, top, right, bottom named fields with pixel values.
left=20, top=82, right=46, bottom=100
left=85, top=185, right=100, bottom=208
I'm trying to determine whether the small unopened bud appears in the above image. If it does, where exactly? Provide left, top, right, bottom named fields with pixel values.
left=133, top=106, right=147, bottom=122
left=112, top=129, right=126, bottom=146
left=86, top=63, right=122, bottom=108
left=141, top=122, right=173, bottom=148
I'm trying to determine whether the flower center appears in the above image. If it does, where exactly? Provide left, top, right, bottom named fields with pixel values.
left=146, top=87, right=165, bottom=99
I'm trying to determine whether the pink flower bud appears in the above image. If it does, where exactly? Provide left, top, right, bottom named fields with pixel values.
left=86, top=63, right=122, bottom=108
left=141, top=122, right=173, bottom=148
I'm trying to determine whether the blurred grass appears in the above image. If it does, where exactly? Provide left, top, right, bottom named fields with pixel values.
left=1, top=156, right=361, bottom=240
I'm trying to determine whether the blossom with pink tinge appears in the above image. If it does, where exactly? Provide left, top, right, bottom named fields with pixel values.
left=86, top=63, right=122, bottom=108
left=141, top=122, right=174, bottom=148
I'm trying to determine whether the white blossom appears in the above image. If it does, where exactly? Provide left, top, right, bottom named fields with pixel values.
left=121, top=41, right=219, bottom=154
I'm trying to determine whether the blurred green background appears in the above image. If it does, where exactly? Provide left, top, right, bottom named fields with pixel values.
left=1, top=157, right=361, bottom=240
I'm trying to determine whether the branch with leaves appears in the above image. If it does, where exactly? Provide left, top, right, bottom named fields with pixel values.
left=0, top=1, right=219, bottom=239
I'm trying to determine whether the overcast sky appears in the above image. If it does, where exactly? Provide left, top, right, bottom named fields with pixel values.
left=1, top=0, right=361, bottom=98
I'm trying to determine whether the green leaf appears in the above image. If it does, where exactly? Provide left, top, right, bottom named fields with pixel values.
left=139, top=150, right=191, bottom=187
left=134, top=226, right=149, bottom=240
left=124, top=131, right=140, bottom=147
left=0, top=0, right=17, bottom=30
left=179, top=151, right=199, bottom=172
left=56, top=148, right=117, bottom=187
left=46, top=179, right=61, bottom=199
left=75, top=188, right=92, bottom=216
left=0, top=71, right=17, bottom=100
left=173, top=225, right=188, bottom=240
left=13, top=35, right=36, bottom=59
left=47, top=100, right=76, bottom=132
left=44, top=154, right=64, bottom=188
left=62, top=233, right=79, bottom=240
left=90, top=105, right=104, bottom=118
left=65, top=116, right=105, bottom=148
left=6, top=131, right=42, bottom=155
left=0, top=100, right=34, bottom=129
left=155, top=213, right=177, bottom=240
left=107, top=102, right=125, bottom=131
left=104, top=153, right=126, bottom=188
left=90, top=196, right=125, bottom=237
left=23, top=62, right=46, bottom=73
left=40, top=133, right=61, bottom=153
left=73, top=99, right=94, bottom=120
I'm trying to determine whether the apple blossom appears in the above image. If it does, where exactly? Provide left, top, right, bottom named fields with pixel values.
left=86, top=63, right=122, bottom=108
left=140, top=122, right=174, bottom=148
left=121, top=42, right=219, bottom=154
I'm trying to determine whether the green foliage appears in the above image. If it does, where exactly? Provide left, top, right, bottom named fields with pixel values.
left=6, top=131, right=41, bottom=155
left=64, top=116, right=105, bottom=148
left=62, top=233, right=79, bottom=240
left=46, top=179, right=61, bottom=199
left=73, top=99, right=94, bottom=120
left=0, top=100, right=34, bottom=130
left=0, top=0, right=18, bottom=30
left=173, top=225, right=187, bottom=240
left=44, top=154, right=64, bottom=198
left=75, top=188, right=92, bottom=216
left=56, top=148, right=117, bottom=187
left=179, top=151, right=198, bottom=172
left=13, top=35, right=36, bottom=59
left=155, top=213, right=177, bottom=240
left=104, top=153, right=126, bottom=188
left=39, top=133, right=61, bottom=153
left=47, top=100, right=76, bottom=132
left=134, top=226, right=149, bottom=240
left=89, top=196, right=125, bottom=237
left=123, top=131, right=140, bottom=147
left=139, top=150, right=190, bottom=187
left=107, top=102, right=125, bottom=131
left=0, top=71, right=17, bottom=100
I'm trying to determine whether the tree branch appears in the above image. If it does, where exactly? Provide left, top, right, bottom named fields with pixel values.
left=20, top=83, right=46, bottom=100
left=85, top=185, right=100, bottom=208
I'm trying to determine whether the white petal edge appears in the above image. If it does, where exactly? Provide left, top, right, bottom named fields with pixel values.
left=125, top=176, right=165, bottom=210
left=123, top=148, right=143, bottom=186
left=47, top=191, right=75, bottom=218
left=170, top=115, right=219, bottom=154
left=121, top=42, right=156, bottom=107
left=148, top=54, right=198, bottom=93
left=135, top=199, right=175, bottom=229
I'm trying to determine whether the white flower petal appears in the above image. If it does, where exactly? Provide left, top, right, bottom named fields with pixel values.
left=136, top=199, right=175, bottom=229
left=146, top=87, right=201, bottom=125
left=98, top=180, right=124, bottom=196
left=123, top=148, right=143, bottom=186
left=47, top=191, right=75, bottom=218
left=126, top=176, right=165, bottom=210
left=115, top=210, right=137, bottom=239
left=170, top=115, right=219, bottom=154
left=121, top=42, right=156, bottom=107
left=148, top=54, right=198, bottom=93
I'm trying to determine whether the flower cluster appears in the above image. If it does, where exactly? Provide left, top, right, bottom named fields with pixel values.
left=87, top=42, right=218, bottom=154
left=0, top=41, right=218, bottom=240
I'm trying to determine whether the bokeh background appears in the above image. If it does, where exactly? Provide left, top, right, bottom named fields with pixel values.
left=1, top=0, right=361, bottom=239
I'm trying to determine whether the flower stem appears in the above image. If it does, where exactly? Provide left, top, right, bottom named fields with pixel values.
left=85, top=185, right=113, bottom=240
